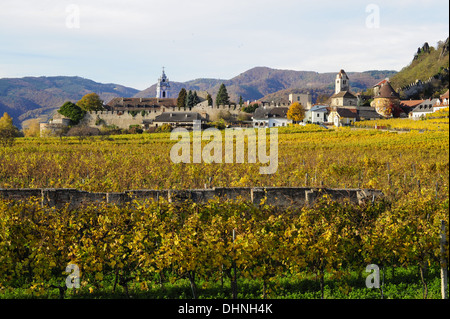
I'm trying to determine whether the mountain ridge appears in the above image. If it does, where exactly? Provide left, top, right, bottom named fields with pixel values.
left=0, top=68, right=396, bottom=127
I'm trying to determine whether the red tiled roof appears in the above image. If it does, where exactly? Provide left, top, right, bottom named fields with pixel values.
left=400, top=100, right=424, bottom=108
left=106, top=97, right=177, bottom=109
left=334, top=107, right=359, bottom=119
left=373, top=78, right=389, bottom=87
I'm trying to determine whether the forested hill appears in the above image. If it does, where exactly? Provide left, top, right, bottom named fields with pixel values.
left=0, top=76, right=139, bottom=126
left=135, top=68, right=397, bottom=105
left=0, top=69, right=397, bottom=127
left=390, top=37, right=449, bottom=99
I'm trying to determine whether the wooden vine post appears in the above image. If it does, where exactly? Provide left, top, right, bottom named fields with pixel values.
left=441, top=220, right=448, bottom=299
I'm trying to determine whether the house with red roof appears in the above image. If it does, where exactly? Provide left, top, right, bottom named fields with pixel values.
left=433, top=89, right=449, bottom=111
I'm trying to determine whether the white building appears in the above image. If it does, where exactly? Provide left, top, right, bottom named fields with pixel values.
left=329, top=70, right=358, bottom=108
left=433, top=89, right=449, bottom=112
left=304, top=105, right=329, bottom=124
left=410, top=98, right=439, bottom=119
left=328, top=108, right=359, bottom=127
left=252, top=107, right=292, bottom=128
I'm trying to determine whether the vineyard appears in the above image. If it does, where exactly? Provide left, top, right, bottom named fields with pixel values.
left=0, top=121, right=449, bottom=299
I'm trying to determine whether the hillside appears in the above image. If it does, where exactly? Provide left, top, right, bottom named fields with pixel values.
left=0, top=69, right=396, bottom=127
left=135, top=67, right=397, bottom=104
left=0, top=76, right=139, bottom=126
left=134, top=78, right=225, bottom=100
left=257, top=70, right=398, bottom=103
left=390, top=37, right=449, bottom=98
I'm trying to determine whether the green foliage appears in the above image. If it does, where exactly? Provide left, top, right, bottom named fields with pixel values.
left=177, top=88, right=187, bottom=109
left=390, top=42, right=449, bottom=91
left=156, top=123, right=173, bottom=133
left=129, top=111, right=138, bottom=117
left=206, top=93, right=213, bottom=106
left=58, top=101, right=86, bottom=125
left=242, top=103, right=259, bottom=113
left=193, top=91, right=201, bottom=105
left=186, top=90, right=195, bottom=108
left=216, top=83, right=230, bottom=106
left=208, top=119, right=226, bottom=130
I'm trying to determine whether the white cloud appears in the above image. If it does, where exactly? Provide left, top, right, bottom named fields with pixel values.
left=0, top=0, right=448, bottom=88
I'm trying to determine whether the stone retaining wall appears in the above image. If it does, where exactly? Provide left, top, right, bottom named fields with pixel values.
left=0, top=187, right=383, bottom=210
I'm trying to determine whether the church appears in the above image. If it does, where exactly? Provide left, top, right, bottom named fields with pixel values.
left=328, top=69, right=386, bottom=127
left=105, top=68, right=177, bottom=111
left=329, top=70, right=358, bottom=108
left=156, top=67, right=171, bottom=98
left=85, top=68, right=210, bottom=130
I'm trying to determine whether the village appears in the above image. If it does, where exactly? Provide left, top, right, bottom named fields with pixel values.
left=39, top=68, right=449, bottom=136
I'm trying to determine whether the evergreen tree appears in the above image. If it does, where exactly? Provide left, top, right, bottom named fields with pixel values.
left=186, top=90, right=195, bottom=108
left=216, top=83, right=230, bottom=106
left=177, top=88, right=187, bottom=109
left=206, top=93, right=213, bottom=106
left=239, top=95, right=244, bottom=107
left=193, top=91, right=201, bottom=105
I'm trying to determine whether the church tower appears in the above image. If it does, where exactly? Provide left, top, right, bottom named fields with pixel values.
left=335, top=69, right=350, bottom=94
left=156, top=67, right=170, bottom=98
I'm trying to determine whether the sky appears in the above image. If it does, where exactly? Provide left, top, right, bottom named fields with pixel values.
left=0, top=0, right=448, bottom=90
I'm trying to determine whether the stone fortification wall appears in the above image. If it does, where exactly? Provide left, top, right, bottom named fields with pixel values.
left=82, top=104, right=248, bottom=129
left=81, top=110, right=160, bottom=130
left=0, top=187, right=383, bottom=210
